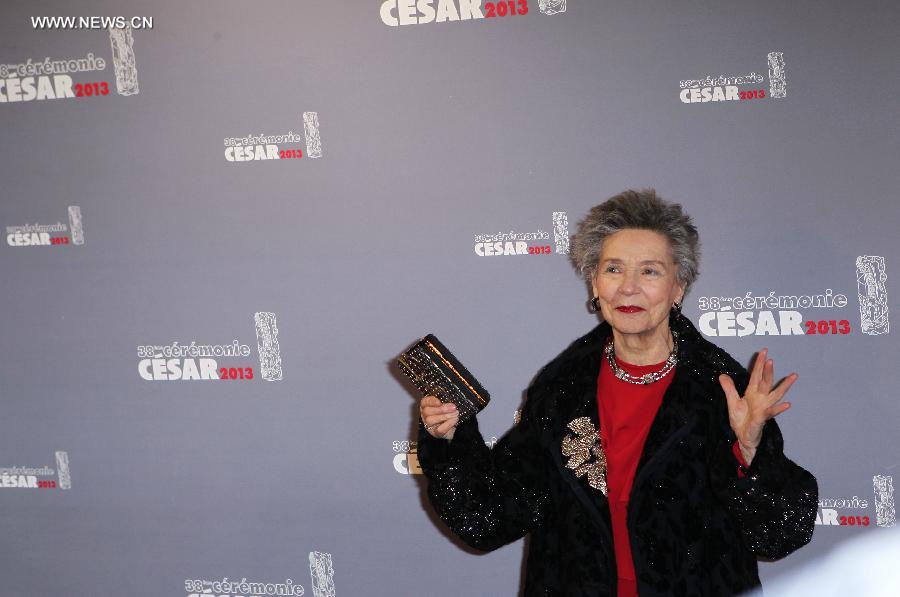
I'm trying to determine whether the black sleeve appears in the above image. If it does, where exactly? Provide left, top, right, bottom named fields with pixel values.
left=416, top=390, right=551, bottom=552
left=708, top=371, right=818, bottom=560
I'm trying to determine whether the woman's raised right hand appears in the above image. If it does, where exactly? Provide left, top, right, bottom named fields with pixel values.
left=420, top=395, right=459, bottom=440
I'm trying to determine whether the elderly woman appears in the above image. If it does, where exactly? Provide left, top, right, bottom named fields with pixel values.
left=417, top=190, right=817, bottom=596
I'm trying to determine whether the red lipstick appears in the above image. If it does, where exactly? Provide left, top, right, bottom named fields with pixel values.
left=615, top=306, right=645, bottom=313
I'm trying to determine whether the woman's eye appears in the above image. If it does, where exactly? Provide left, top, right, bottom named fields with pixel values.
left=643, top=268, right=660, bottom=276
left=605, top=266, right=620, bottom=273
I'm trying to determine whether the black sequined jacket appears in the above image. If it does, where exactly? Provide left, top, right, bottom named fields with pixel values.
left=417, top=315, right=817, bottom=596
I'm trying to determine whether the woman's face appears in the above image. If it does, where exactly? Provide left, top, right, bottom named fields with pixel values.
left=591, top=229, right=685, bottom=341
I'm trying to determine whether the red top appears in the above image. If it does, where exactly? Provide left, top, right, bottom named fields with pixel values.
left=596, top=355, right=749, bottom=597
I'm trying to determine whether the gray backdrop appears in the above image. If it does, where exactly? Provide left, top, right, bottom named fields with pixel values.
left=1, top=1, right=898, bottom=595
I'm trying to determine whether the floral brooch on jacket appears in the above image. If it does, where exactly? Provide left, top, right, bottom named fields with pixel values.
left=561, top=416, right=608, bottom=496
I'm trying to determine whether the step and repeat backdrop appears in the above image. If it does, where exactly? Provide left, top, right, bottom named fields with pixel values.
left=1, top=1, right=897, bottom=595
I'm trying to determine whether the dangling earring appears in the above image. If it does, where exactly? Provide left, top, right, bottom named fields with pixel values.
left=589, top=297, right=601, bottom=313
left=671, top=300, right=683, bottom=318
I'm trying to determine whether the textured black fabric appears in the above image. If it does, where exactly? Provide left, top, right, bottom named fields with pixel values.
left=417, top=315, right=818, bottom=596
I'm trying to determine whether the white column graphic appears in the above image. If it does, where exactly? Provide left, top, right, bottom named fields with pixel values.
left=303, top=112, right=323, bottom=158
left=309, top=551, right=336, bottom=597
left=856, top=256, right=889, bottom=335
left=55, top=450, right=71, bottom=490
left=552, top=211, right=570, bottom=255
left=767, top=51, right=786, bottom=99
left=254, top=312, right=283, bottom=381
left=109, top=26, right=139, bottom=96
left=873, top=475, right=895, bottom=528
left=68, top=206, right=84, bottom=245
left=538, top=0, right=567, bottom=15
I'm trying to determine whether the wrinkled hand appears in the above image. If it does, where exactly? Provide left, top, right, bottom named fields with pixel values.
left=719, top=348, right=798, bottom=466
left=420, top=395, right=459, bottom=440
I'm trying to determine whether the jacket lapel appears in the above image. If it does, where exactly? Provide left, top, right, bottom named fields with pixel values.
left=547, top=324, right=614, bottom=535
left=630, top=368, right=695, bottom=493
left=631, top=315, right=703, bottom=494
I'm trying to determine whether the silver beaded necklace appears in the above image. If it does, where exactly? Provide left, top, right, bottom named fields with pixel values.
left=604, top=331, right=679, bottom=385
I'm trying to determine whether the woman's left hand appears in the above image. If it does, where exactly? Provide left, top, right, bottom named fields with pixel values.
left=718, top=348, right=798, bottom=466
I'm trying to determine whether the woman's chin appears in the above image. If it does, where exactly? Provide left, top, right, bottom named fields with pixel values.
left=608, top=318, right=667, bottom=338
left=609, top=323, right=649, bottom=336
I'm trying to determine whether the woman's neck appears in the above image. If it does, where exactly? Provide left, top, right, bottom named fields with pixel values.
left=610, top=327, right=673, bottom=365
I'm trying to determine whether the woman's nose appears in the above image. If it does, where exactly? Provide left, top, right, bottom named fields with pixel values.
left=619, top=270, right=640, bottom=294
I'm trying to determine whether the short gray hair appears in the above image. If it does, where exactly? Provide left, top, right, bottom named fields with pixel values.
left=571, top=189, right=701, bottom=295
